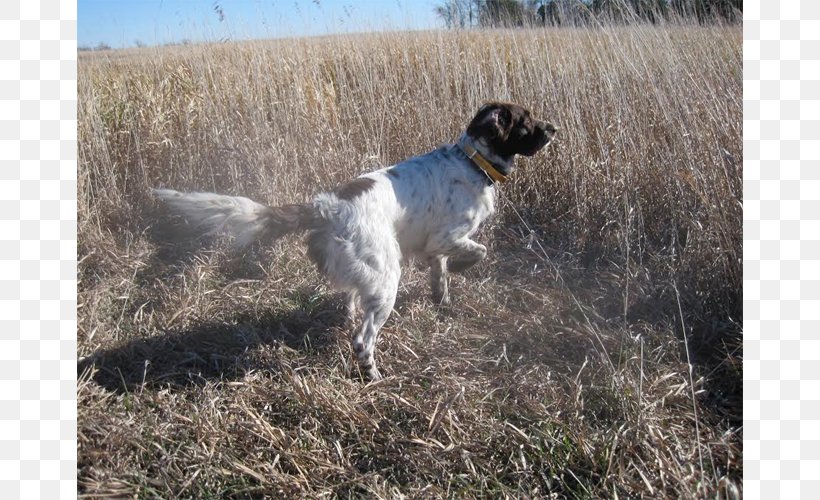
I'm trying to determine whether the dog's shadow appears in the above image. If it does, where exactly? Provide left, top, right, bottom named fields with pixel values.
left=79, top=291, right=348, bottom=394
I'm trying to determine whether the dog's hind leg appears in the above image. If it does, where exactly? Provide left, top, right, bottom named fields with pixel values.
left=429, top=255, right=450, bottom=306
left=345, top=291, right=360, bottom=327
left=352, top=284, right=397, bottom=381
left=317, top=226, right=400, bottom=381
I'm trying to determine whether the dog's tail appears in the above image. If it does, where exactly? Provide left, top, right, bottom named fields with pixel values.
left=152, top=188, right=323, bottom=249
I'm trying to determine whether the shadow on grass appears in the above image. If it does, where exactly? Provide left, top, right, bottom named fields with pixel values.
left=78, top=291, right=348, bottom=394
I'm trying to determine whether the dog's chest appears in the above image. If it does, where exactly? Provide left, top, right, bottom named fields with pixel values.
left=383, top=151, right=495, bottom=252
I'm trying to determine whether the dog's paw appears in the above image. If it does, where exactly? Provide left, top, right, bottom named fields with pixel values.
left=432, top=291, right=451, bottom=307
left=447, top=248, right=486, bottom=273
left=365, top=366, right=382, bottom=381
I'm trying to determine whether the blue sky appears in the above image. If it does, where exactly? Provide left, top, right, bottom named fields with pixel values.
left=78, top=0, right=443, bottom=49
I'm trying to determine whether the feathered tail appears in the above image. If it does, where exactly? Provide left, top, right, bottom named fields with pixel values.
left=152, top=188, right=322, bottom=249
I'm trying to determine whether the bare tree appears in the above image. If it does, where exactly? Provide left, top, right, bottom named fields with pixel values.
left=439, top=0, right=740, bottom=29
left=434, top=0, right=480, bottom=28
left=670, top=0, right=741, bottom=23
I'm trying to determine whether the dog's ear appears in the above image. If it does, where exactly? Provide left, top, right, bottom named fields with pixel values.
left=468, top=104, right=513, bottom=141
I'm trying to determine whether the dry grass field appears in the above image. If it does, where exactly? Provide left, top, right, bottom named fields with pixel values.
left=78, top=24, right=741, bottom=498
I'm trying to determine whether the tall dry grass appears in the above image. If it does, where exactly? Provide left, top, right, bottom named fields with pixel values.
left=78, top=24, right=741, bottom=498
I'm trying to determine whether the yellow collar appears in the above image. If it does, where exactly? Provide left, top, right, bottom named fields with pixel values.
left=458, top=143, right=509, bottom=184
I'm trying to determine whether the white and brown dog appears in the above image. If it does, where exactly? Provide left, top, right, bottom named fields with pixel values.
left=153, top=102, right=556, bottom=380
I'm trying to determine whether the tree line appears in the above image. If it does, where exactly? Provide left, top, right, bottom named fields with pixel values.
left=434, top=0, right=742, bottom=28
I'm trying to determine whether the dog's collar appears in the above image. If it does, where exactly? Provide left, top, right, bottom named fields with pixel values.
left=457, top=142, right=509, bottom=184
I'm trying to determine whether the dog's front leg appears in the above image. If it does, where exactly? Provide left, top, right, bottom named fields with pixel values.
left=429, top=255, right=450, bottom=306
left=446, top=239, right=487, bottom=273
left=426, top=238, right=486, bottom=304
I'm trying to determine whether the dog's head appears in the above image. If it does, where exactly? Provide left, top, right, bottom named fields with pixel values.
left=466, top=102, right=556, bottom=159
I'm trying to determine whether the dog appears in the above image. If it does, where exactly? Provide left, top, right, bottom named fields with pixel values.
left=153, top=102, right=556, bottom=380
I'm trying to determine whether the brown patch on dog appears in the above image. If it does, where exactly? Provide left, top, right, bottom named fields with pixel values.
left=263, top=204, right=323, bottom=240
left=335, top=177, right=376, bottom=201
